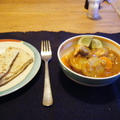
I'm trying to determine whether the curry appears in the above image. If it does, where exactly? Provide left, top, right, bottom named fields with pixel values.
left=62, top=36, right=120, bottom=78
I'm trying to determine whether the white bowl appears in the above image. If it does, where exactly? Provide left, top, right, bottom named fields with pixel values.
left=57, top=35, right=120, bottom=87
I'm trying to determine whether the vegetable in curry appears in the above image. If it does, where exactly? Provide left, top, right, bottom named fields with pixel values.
left=62, top=36, right=120, bottom=78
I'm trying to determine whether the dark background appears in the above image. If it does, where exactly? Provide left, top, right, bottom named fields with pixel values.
left=0, top=31, right=120, bottom=120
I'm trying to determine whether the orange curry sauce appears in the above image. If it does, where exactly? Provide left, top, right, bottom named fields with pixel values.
left=61, top=49, right=120, bottom=78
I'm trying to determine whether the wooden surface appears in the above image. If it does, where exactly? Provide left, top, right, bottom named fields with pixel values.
left=0, top=0, right=120, bottom=33
left=111, top=0, right=120, bottom=16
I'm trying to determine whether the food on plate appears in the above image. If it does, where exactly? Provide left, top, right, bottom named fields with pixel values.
left=0, top=47, right=19, bottom=79
left=62, top=36, right=120, bottom=78
left=0, top=47, right=33, bottom=86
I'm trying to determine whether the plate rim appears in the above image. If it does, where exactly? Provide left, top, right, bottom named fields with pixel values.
left=0, top=39, right=41, bottom=97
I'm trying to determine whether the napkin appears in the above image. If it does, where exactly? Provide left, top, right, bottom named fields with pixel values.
left=0, top=31, right=120, bottom=120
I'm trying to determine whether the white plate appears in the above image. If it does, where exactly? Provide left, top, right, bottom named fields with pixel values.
left=0, top=39, right=41, bottom=96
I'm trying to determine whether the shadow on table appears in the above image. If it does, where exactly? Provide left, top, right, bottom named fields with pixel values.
left=59, top=70, right=120, bottom=105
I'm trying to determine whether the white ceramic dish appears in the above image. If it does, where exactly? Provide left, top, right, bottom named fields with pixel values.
left=57, top=35, right=120, bottom=87
left=0, top=39, right=41, bottom=96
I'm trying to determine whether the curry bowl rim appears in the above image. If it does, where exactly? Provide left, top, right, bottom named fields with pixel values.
left=57, top=35, right=120, bottom=80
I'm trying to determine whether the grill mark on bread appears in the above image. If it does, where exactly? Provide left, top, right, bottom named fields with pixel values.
left=0, top=47, right=33, bottom=86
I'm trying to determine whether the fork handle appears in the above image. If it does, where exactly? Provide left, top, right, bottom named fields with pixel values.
left=42, top=61, right=53, bottom=106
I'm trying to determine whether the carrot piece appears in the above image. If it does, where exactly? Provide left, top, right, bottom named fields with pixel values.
left=61, top=56, right=70, bottom=68
left=100, top=56, right=112, bottom=70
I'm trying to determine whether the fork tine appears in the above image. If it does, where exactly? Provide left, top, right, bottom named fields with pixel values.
left=46, top=40, right=49, bottom=51
left=41, top=41, right=43, bottom=52
left=43, top=41, right=47, bottom=51
left=41, top=40, right=52, bottom=52
left=43, top=41, right=46, bottom=51
left=48, top=40, right=51, bottom=51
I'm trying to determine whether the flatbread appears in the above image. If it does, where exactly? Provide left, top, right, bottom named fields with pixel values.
left=0, top=47, right=19, bottom=79
left=0, top=47, right=33, bottom=86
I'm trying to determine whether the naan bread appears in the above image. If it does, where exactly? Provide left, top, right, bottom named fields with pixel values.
left=0, top=47, right=19, bottom=79
left=0, top=47, right=33, bottom=86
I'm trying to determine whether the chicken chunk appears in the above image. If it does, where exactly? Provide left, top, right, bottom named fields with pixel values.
left=82, top=57, right=104, bottom=77
left=69, top=55, right=88, bottom=73
left=74, top=44, right=91, bottom=57
left=90, top=48, right=109, bottom=57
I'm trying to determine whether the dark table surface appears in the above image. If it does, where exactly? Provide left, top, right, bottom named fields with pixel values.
left=0, top=31, right=120, bottom=120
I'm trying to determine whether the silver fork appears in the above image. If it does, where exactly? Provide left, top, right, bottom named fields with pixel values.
left=41, top=40, right=53, bottom=106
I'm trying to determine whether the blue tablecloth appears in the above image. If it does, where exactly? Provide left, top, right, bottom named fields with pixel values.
left=0, top=31, right=120, bottom=120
